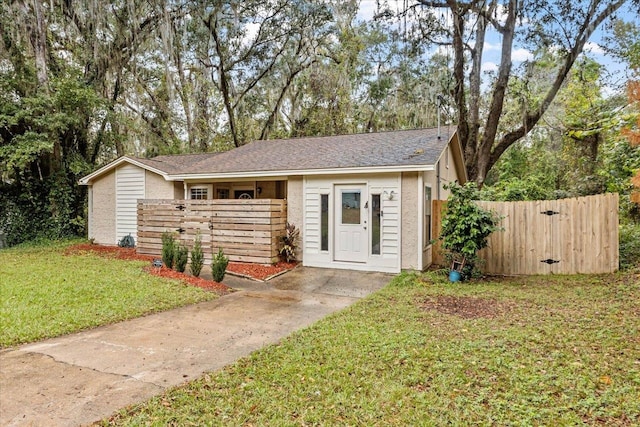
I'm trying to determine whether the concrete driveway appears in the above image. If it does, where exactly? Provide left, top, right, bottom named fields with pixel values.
left=0, top=267, right=392, bottom=426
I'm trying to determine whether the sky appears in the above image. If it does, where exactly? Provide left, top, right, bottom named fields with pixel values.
left=356, top=0, right=640, bottom=93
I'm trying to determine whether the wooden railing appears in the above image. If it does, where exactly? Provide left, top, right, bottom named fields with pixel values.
left=137, top=199, right=287, bottom=264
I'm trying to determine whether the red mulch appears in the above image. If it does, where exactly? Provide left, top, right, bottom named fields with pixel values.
left=65, top=243, right=155, bottom=262
left=144, top=265, right=229, bottom=293
left=226, top=261, right=298, bottom=281
left=65, top=243, right=229, bottom=293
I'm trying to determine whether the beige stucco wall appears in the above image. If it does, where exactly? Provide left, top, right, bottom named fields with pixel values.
left=422, top=142, right=464, bottom=268
left=287, top=176, right=304, bottom=259
left=174, top=182, right=184, bottom=198
left=401, top=172, right=420, bottom=270
left=90, top=170, right=116, bottom=245
left=434, top=144, right=462, bottom=199
left=145, top=171, right=175, bottom=199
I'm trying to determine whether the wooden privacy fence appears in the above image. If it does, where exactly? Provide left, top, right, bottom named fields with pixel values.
left=432, top=193, right=619, bottom=275
left=137, top=199, right=287, bottom=264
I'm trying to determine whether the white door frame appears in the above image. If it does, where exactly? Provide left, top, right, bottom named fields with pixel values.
left=334, top=184, right=368, bottom=263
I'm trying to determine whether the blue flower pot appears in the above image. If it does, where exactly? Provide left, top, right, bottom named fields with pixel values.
left=449, top=270, right=462, bottom=283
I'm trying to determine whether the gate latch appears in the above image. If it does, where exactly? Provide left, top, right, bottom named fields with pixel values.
left=176, top=204, right=186, bottom=211
left=176, top=227, right=185, bottom=234
left=540, top=258, right=560, bottom=264
left=540, top=210, right=559, bottom=216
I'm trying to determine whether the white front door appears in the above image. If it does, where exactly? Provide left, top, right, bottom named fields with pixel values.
left=334, top=185, right=368, bottom=262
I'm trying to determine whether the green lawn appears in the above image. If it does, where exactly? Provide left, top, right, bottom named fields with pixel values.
left=103, top=271, right=639, bottom=426
left=0, top=241, right=217, bottom=348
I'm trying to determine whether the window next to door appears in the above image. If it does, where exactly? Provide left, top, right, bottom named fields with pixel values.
left=321, top=194, right=329, bottom=251
left=371, top=194, right=381, bottom=255
left=425, top=185, right=432, bottom=245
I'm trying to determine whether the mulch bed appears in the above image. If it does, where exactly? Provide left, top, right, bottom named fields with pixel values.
left=65, top=244, right=229, bottom=293
left=64, top=244, right=298, bottom=290
left=144, top=265, right=229, bottom=293
left=226, top=261, right=298, bottom=281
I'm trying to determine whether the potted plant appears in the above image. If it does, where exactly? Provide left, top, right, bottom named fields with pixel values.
left=439, top=182, right=500, bottom=281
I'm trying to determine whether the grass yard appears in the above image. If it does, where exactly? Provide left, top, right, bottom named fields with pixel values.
left=103, top=271, right=639, bottom=426
left=0, top=240, right=218, bottom=348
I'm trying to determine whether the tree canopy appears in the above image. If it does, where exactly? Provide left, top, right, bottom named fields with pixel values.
left=0, top=0, right=637, bottom=245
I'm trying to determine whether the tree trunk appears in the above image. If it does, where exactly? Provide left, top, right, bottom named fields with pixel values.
left=30, top=0, right=49, bottom=91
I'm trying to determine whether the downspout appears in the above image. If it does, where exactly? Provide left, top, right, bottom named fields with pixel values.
left=417, top=173, right=424, bottom=270
left=436, top=160, right=441, bottom=200
left=87, top=186, right=93, bottom=239
left=183, top=182, right=188, bottom=200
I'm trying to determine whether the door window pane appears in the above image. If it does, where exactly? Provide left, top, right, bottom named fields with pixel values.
left=341, top=191, right=360, bottom=224
left=321, top=194, right=329, bottom=251
left=372, top=194, right=381, bottom=255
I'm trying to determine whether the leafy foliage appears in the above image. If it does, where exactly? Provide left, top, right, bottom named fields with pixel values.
left=174, top=244, right=188, bottom=273
left=439, top=183, right=500, bottom=278
left=619, top=223, right=640, bottom=271
left=211, top=248, right=229, bottom=283
left=190, top=231, right=205, bottom=278
left=279, top=222, right=300, bottom=263
left=161, top=232, right=176, bottom=269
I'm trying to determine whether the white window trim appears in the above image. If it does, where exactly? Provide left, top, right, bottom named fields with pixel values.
left=189, top=184, right=213, bottom=200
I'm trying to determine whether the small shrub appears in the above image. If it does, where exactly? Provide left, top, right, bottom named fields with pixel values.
left=118, top=233, right=135, bottom=248
left=190, top=231, right=204, bottom=277
left=620, top=222, right=640, bottom=271
left=174, top=244, right=188, bottom=273
left=279, top=222, right=300, bottom=263
left=211, top=247, right=229, bottom=282
left=161, top=232, right=176, bottom=269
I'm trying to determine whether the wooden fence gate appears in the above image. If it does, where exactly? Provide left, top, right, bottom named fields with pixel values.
left=433, top=193, right=619, bottom=275
left=137, top=199, right=287, bottom=264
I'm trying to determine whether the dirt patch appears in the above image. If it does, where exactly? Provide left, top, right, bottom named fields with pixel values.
left=226, top=261, right=298, bottom=281
left=421, top=295, right=513, bottom=319
left=65, top=244, right=229, bottom=293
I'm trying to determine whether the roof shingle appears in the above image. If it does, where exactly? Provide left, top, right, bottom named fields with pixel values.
left=134, top=127, right=456, bottom=176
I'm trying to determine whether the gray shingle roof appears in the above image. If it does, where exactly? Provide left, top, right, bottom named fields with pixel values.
left=132, top=153, right=223, bottom=175
left=134, top=127, right=456, bottom=176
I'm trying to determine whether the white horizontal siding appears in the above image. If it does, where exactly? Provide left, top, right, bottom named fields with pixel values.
left=116, top=164, right=145, bottom=245
left=304, top=188, right=321, bottom=252
left=380, top=199, right=399, bottom=257
left=304, top=174, right=401, bottom=272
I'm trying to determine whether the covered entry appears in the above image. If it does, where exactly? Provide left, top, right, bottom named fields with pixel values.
left=303, top=175, right=401, bottom=273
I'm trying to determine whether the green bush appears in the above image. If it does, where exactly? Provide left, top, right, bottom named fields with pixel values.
left=174, top=244, right=189, bottom=273
left=190, top=231, right=204, bottom=277
left=619, top=222, right=640, bottom=271
left=161, top=232, right=176, bottom=269
left=439, top=182, right=501, bottom=279
left=211, top=247, right=229, bottom=283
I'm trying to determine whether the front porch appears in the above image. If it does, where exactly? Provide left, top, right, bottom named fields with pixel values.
left=137, top=199, right=287, bottom=264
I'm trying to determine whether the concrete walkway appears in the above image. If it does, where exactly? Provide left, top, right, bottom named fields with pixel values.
left=0, top=267, right=392, bottom=426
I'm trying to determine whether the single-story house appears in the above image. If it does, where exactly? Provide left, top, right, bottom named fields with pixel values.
left=79, top=127, right=466, bottom=273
